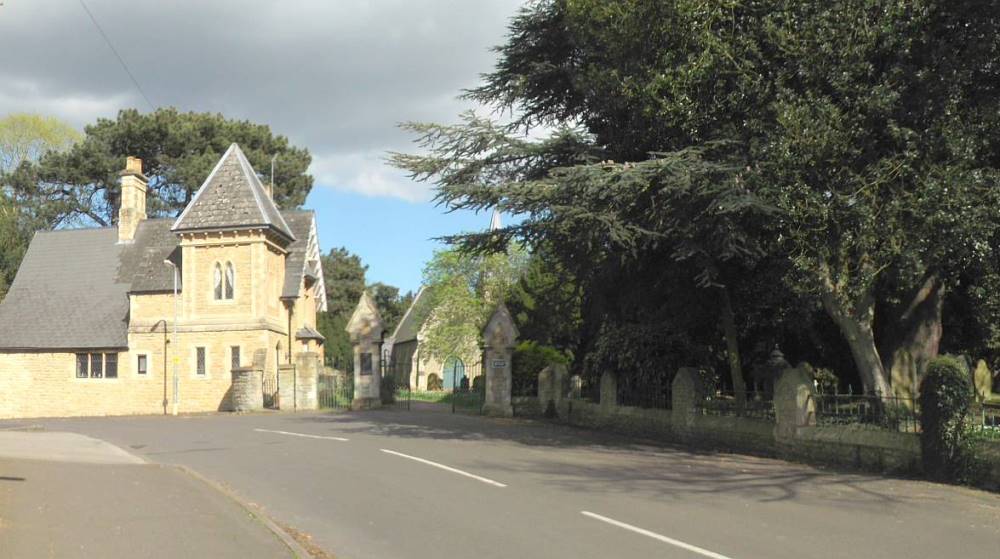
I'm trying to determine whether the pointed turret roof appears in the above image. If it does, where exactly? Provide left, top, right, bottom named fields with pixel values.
left=171, top=143, right=295, bottom=241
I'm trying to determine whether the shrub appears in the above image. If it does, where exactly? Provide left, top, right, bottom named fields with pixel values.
left=919, top=356, right=975, bottom=481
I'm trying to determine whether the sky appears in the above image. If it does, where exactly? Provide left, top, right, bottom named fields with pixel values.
left=0, top=0, right=527, bottom=293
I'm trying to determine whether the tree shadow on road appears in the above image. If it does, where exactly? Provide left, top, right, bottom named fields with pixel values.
left=286, top=410, right=981, bottom=508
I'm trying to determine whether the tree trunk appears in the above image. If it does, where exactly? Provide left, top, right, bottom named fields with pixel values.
left=718, top=286, right=747, bottom=412
left=878, top=276, right=944, bottom=399
left=818, top=281, right=892, bottom=397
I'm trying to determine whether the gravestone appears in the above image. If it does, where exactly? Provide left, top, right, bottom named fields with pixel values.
left=346, top=291, right=385, bottom=409
left=568, top=375, right=582, bottom=399
left=774, top=365, right=817, bottom=439
left=538, top=363, right=568, bottom=410
left=481, top=303, right=518, bottom=417
left=600, top=371, right=618, bottom=411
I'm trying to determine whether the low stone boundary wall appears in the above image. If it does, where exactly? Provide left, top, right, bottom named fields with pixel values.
left=545, top=367, right=1000, bottom=486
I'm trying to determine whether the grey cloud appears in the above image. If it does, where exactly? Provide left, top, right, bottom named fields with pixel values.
left=0, top=0, right=524, bottom=200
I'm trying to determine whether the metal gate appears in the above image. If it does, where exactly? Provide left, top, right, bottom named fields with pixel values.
left=318, top=372, right=353, bottom=409
left=382, top=355, right=412, bottom=410
left=262, top=371, right=278, bottom=409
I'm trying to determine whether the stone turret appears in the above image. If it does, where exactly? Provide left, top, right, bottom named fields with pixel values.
left=118, top=156, right=148, bottom=242
left=346, top=291, right=385, bottom=409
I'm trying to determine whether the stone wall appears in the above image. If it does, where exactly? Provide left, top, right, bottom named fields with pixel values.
left=295, top=352, right=320, bottom=410
left=231, top=366, right=263, bottom=412
left=550, top=367, right=1000, bottom=485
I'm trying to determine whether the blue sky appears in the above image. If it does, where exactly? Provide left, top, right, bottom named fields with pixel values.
left=308, top=187, right=496, bottom=295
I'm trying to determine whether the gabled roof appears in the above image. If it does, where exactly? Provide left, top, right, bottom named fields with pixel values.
left=279, top=210, right=326, bottom=311
left=171, top=143, right=295, bottom=241
left=389, top=287, right=434, bottom=344
left=0, top=228, right=129, bottom=349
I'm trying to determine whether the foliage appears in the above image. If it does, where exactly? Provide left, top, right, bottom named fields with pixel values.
left=10, top=108, right=313, bottom=227
left=393, top=0, right=1000, bottom=397
left=317, top=246, right=368, bottom=369
left=506, top=246, right=583, bottom=356
left=368, top=282, right=414, bottom=336
left=919, top=356, right=976, bottom=481
left=0, top=113, right=81, bottom=300
left=0, top=113, right=80, bottom=174
left=512, top=341, right=568, bottom=394
left=418, top=246, right=528, bottom=362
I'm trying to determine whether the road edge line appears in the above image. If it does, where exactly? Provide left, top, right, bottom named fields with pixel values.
left=172, top=464, right=313, bottom=559
left=581, top=511, right=735, bottom=559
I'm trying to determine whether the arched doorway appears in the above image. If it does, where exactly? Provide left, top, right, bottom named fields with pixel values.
left=442, top=357, right=466, bottom=391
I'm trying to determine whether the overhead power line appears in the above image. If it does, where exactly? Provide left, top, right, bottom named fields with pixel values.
left=76, top=0, right=155, bottom=111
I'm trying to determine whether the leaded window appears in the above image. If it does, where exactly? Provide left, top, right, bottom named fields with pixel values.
left=90, top=353, right=103, bottom=378
left=76, top=353, right=88, bottom=378
left=224, top=262, right=234, bottom=299
left=196, top=347, right=206, bottom=375
left=230, top=346, right=240, bottom=370
left=105, top=353, right=118, bottom=378
left=213, top=263, right=223, bottom=300
left=137, top=354, right=148, bottom=375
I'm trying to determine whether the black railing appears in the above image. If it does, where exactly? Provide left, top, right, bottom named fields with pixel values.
left=812, top=393, right=919, bottom=433
left=617, top=385, right=672, bottom=410
left=262, top=372, right=278, bottom=409
left=695, top=390, right=775, bottom=421
left=317, top=373, right=352, bottom=409
left=971, top=402, right=1000, bottom=439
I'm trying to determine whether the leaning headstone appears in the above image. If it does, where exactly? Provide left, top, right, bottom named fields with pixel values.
left=774, top=365, right=817, bottom=439
left=346, top=291, right=385, bottom=409
left=481, top=303, right=518, bottom=417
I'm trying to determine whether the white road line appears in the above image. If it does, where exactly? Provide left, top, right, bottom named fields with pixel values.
left=254, top=428, right=348, bottom=442
left=379, top=449, right=507, bottom=487
left=581, top=511, right=735, bottom=559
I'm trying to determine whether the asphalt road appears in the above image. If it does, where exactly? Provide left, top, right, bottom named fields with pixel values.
left=12, top=410, right=1000, bottom=559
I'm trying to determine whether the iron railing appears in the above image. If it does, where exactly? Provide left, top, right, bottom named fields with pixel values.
left=695, top=390, right=775, bottom=421
left=812, top=392, right=919, bottom=433
left=617, top=384, right=672, bottom=410
left=971, top=402, right=1000, bottom=439
left=317, top=373, right=353, bottom=409
left=262, top=372, right=278, bottom=409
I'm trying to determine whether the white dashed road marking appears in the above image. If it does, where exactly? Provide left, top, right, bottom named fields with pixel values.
left=581, top=511, right=736, bottom=559
left=380, top=449, right=507, bottom=487
left=254, top=428, right=348, bottom=442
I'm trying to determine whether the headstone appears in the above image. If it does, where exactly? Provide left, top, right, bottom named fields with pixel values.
left=973, top=359, right=993, bottom=402
left=774, top=365, right=817, bottom=439
left=568, top=374, right=582, bottom=399
left=599, top=371, right=617, bottom=411
left=346, top=291, right=385, bottom=409
left=671, top=367, right=704, bottom=436
left=481, top=303, right=518, bottom=417
left=538, top=364, right=568, bottom=410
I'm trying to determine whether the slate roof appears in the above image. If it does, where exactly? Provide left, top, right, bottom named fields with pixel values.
left=172, top=143, right=295, bottom=241
left=295, top=326, right=325, bottom=341
left=120, top=218, right=181, bottom=293
left=0, top=228, right=130, bottom=349
left=280, top=210, right=314, bottom=299
left=389, top=287, right=434, bottom=344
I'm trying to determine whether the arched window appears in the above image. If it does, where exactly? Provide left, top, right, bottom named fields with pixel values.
left=213, top=263, right=223, bottom=300
left=224, top=262, right=235, bottom=299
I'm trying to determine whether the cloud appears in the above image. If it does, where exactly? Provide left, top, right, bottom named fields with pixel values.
left=0, top=0, right=524, bottom=200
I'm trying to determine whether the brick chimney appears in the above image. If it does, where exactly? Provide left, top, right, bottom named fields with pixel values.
left=118, top=156, right=148, bottom=242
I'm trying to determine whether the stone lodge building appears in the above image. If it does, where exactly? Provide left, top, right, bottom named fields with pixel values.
left=0, top=144, right=327, bottom=418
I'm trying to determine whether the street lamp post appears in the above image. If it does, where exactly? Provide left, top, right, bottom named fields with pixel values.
left=164, top=259, right=180, bottom=416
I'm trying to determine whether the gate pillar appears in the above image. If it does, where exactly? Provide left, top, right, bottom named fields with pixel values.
left=346, top=291, right=385, bottom=410
left=481, top=303, right=519, bottom=417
